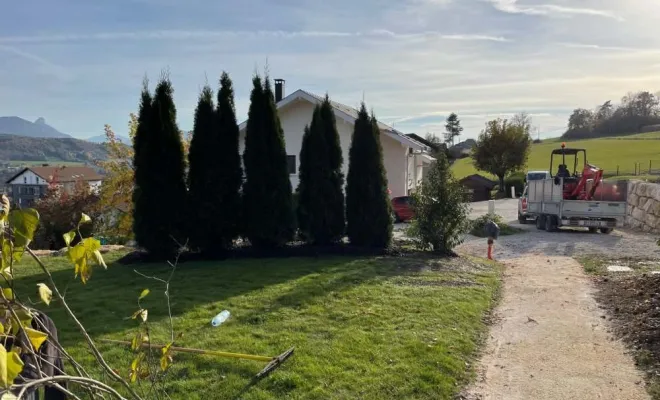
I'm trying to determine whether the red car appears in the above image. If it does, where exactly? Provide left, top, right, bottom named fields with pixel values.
left=391, top=196, right=415, bottom=222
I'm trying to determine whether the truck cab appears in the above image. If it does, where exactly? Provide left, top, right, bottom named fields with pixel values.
left=518, top=171, right=549, bottom=224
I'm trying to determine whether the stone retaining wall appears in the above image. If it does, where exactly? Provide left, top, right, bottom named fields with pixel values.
left=626, top=180, right=660, bottom=233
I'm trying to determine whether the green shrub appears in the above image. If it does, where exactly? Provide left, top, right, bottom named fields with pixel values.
left=469, top=214, right=522, bottom=237
left=504, top=172, right=525, bottom=197
left=407, top=151, right=469, bottom=254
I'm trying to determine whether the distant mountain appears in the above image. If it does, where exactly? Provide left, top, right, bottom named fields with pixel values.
left=0, top=134, right=108, bottom=163
left=86, top=134, right=131, bottom=144
left=0, top=116, right=73, bottom=139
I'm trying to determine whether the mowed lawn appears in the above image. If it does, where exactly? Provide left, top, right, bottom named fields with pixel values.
left=452, top=132, right=660, bottom=180
left=13, top=251, right=500, bottom=400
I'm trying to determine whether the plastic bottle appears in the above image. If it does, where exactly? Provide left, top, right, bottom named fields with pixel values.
left=211, top=310, right=230, bottom=327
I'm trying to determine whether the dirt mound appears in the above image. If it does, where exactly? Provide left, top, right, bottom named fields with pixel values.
left=596, top=274, right=660, bottom=373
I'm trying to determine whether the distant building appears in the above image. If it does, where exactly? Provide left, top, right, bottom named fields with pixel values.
left=5, top=165, right=103, bottom=207
left=459, top=174, right=497, bottom=202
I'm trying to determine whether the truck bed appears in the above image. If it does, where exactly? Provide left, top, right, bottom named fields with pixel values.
left=526, top=178, right=628, bottom=227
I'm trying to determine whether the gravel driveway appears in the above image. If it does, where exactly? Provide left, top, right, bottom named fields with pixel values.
left=459, top=199, right=655, bottom=400
left=457, top=199, right=660, bottom=260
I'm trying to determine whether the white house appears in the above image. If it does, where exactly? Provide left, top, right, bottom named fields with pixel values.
left=5, top=165, right=103, bottom=207
left=238, top=80, right=435, bottom=198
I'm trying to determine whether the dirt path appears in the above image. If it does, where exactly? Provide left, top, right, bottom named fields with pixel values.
left=463, top=255, right=649, bottom=400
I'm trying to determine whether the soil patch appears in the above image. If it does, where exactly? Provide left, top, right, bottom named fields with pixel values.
left=594, top=273, right=660, bottom=397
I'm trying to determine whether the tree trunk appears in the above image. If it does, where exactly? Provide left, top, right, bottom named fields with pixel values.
left=498, top=175, right=505, bottom=193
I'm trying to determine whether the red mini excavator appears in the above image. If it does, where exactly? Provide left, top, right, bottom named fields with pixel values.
left=551, top=143, right=623, bottom=201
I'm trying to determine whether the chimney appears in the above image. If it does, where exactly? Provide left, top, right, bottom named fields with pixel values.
left=274, top=79, right=285, bottom=103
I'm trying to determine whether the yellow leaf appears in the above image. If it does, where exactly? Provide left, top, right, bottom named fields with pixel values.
left=0, top=344, right=24, bottom=389
left=10, top=308, right=33, bottom=336
left=130, top=333, right=140, bottom=351
left=161, top=342, right=173, bottom=355
left=0, top=323, right=4, bottom=335
left=62, top=230, right=76, bottom=247
left=23, top=327, right=48, bottom=351
left=129, top=353, right=145, bottom=383
left=138, top=289, right=150, bottom=300
left=7, top=209, right=39, bottom=248
left=37, top=283, right=52, bottom=306
left=79, top=213, right=92, bottom=225
left=0, top=238, right=10, bottom=273
left=159, top=343, right=174, bottom=372
left=139, top=309, right=148, bottom=323
left=92, top=250, right=107, bottom=269
left=1, top=392, right=19, bottom=399
left=1, top=288, right=13, bottom=301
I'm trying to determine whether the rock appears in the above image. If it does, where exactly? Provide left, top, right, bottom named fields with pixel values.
left=644, top=199, right=656, bottom=213
left=607, top=265, right=633, bottom=272
left=632, top=208, right=647, bottom=222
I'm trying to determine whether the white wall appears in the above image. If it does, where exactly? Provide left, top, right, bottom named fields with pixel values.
left=8, top=170, right=47, bottom=185
left=238, top=98, right=410, bottom=198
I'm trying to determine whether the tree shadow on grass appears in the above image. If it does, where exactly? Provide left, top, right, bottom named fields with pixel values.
left=10, top=251, right=452, bottom=348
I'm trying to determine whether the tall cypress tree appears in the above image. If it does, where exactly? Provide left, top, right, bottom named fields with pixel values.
left=296, top=96, right=345, bottom=244
left=215, top=72, right=243, bottom=247
left=138, top=75, right=187, bottom=258
left=187, top=85, right=217, bottom=253
left=132, top=79, right=153, bottom=251
left=346, top=104, right=392, bottom=248
left=242, top=75, right=294, bottom=248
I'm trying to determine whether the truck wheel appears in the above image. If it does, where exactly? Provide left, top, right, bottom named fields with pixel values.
left=600, top=228, right=613, bottom=234
left=536, top=215, right=546, bottom=230
left=545, top=215, right=557, bottom=232
left=518, top=213, right=527, bottom=224
left=588, top=227, right=598, bottom=233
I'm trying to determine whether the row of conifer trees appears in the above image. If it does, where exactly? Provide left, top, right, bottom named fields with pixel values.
left=131, top=72, right=392, bottom=258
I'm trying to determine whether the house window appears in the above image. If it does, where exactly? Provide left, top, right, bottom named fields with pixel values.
left=23, top=177, right=27, bottom=184
left=287, top=155, right=296, bottom=175
left=36, top=177, right=39, bottom=184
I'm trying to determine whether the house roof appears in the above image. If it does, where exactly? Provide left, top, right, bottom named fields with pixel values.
left=459, top=174, right=498, bottom=189
left=238, top=89, right=428, bottom=151
left=5, top=166, right=103, bottom=184
left=404, top=133, right=447, bottom=151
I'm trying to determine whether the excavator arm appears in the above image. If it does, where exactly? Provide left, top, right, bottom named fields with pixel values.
left=570, top=163, right=603, bottom=200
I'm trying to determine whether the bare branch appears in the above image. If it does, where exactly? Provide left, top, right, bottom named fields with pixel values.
left=26, top=247, right=143, bottom=400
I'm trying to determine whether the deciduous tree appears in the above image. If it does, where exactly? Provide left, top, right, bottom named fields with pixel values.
left=472, top=118, right=532, bottom=193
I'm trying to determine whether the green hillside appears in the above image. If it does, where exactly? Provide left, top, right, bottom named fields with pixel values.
left=452, top=132, right=660, bottom=180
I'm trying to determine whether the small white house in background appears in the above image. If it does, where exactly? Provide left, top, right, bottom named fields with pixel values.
left=5, top=165, right=103, bottom=207
left=237, top=79, right=435, bottom=198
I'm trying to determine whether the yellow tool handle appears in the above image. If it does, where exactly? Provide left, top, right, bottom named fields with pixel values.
left=100, top=339, right=273, bottom=362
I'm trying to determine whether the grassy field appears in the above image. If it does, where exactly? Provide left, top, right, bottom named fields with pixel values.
left=452, top=132, right=660, bottom=180
left=13, top=251, right=500, bottom=399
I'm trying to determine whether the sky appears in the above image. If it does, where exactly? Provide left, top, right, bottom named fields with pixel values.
left=2, top=0, right=660, bottom=141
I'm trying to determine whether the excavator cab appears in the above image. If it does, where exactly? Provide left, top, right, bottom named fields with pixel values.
left=550, top=143, right=603, bottom=200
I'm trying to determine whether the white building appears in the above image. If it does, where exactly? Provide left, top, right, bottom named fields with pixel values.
left=5, top=165, right=103, bottom=206
left=238, top=80, right=435, bottom=198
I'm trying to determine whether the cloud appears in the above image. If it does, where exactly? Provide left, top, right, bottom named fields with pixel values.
left=0, top=29, right=510, bottom=44
left=0, top=45, right=68, bottom=79
left=484, top=0, right=622, bottom=20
